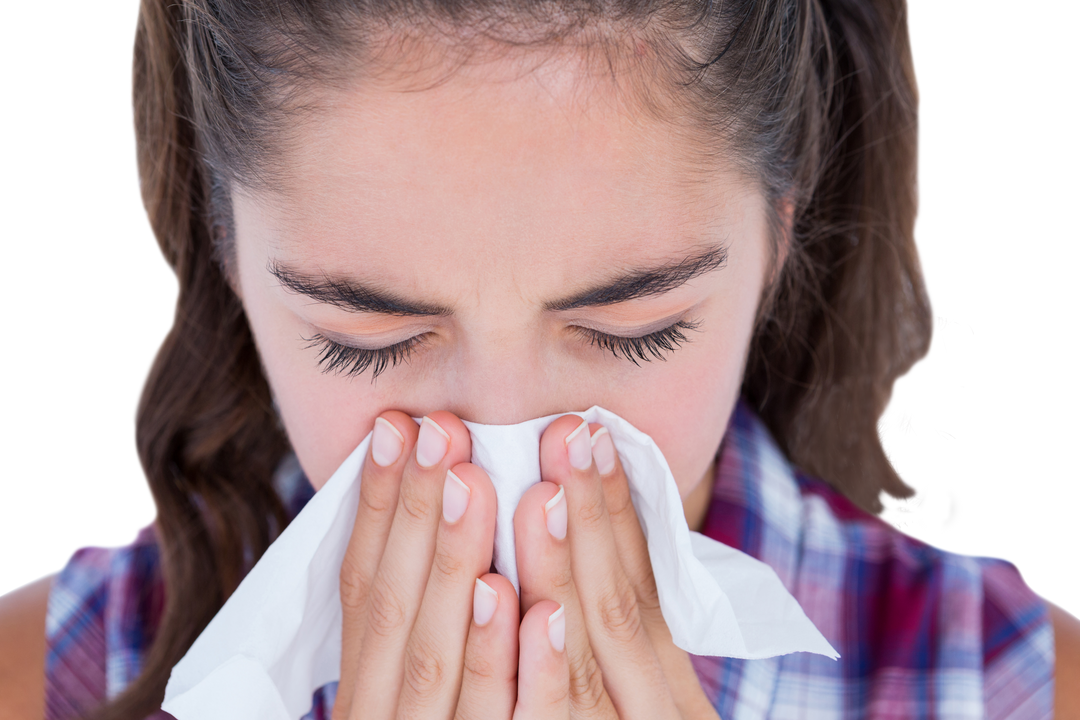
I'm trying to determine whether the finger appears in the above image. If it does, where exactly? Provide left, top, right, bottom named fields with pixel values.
left=538, top=415, right=677, bottom=718
left=586, top=425, right=661, bottom=628
left=589, top=424, right=714, bottom=718
left=351, top=412, right=473, bottom=720
left=513, top=600, right=570, bottom=720
left=454, top=573, right=520, bottom=720
left=515, top=479, right=616, bottom=718
left=337, top=411, right=419, bottom=717
left=396, top=463, right=498, bottom=718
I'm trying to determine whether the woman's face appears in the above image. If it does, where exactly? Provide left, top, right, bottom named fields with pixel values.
left=232, top=44, right=773, bottom=508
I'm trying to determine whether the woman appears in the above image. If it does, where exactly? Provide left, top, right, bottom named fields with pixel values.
left=1, top=0, right=1077, bottom=717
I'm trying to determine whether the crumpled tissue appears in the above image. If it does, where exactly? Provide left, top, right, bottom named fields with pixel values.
left=162, top=406, right=838, bottom=720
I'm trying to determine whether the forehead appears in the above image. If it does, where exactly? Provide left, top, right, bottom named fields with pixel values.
left=239, top=38, right=760, bottom=287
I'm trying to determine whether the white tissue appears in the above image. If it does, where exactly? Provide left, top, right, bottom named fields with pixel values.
left=163, top=407, right=837, bottom=720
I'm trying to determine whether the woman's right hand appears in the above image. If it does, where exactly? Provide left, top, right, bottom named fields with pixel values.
left=331, top=411, right=570, bottom=720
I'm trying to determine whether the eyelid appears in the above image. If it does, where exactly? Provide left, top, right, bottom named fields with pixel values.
left=306, top=314, right=699, bottom=379
left=304, top=306, right=691, bottom=345
left=567, top=310, right=692, bottom=338
left=313, top=325, right=433, bottom=350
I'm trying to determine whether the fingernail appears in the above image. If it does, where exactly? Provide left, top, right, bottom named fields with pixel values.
left=473, top=578, right=499, bottom=627
left=442, top=470, right=471, bottom=524
left=416, top=416, right=450, bottom=468
left=590, top=427, right=616, bottom=476
left=547, top=604, right=566, bottom=652
left=371, top=417, right=405, bottom=467
left=544, top=486, right=567, bottom=540
left=565, top=420, right=592, bottom=471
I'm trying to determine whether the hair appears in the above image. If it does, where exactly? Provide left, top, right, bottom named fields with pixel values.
left=109, top=0, right=929, bottom=716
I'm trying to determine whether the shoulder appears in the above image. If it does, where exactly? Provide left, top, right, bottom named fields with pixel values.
left=792, top=475, right=1055, bottom=716
left=1050, top=602, right=1080, bottom=719
left=0, top=575, right=54, bottom=720
left=708, top=403, right=1056, bottom=715
left=39, top=527, right=166, bottom=718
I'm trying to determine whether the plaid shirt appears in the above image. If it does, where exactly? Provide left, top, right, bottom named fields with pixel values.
left=44, top=400, right=1053, bottom=719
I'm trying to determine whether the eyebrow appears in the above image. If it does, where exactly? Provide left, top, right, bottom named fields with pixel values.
left=269, top=243, right=728, bottom=316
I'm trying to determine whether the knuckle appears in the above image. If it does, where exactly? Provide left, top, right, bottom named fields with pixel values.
left=462, top=646, right=498, bottom=686
left=569, top=652, right=606, bottom=712
left=403, top=639, right=446, bottom=700
left=548, top=567, right=575, bottom=596
left=546, top=684, right=571, bottom=712
left=635, top=575, right=662, bottom=616
left=397, top=483, right=435, bottom=525
left=575, top=494, right=607, bottom=531
left=366, top=582, right=408, bottom=640
left=431, top=544, right=465, bottom=581
left=338, top=562, right=369, bottom=614
left=596, top=584, right=645, bottom=644
left=605, top=490, right=637, bottom=528
left=359, top=484, right=396, bottom=516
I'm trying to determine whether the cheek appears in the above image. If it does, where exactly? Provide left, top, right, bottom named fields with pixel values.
left=268, top=364, right=382, bottom=490
left=599, top=249, right=766, bottom=499
left=238, top=259, right=401, bottom=489
left=594, top=314, right=751, bottom=501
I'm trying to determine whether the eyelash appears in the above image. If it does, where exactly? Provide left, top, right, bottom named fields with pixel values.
left=305, top=318, right=701, bottom=380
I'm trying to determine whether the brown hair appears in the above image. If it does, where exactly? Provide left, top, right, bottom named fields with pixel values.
left=109, top=0, right=929, bottom=716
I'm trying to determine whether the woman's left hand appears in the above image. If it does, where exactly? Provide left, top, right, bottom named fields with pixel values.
left=513, top=416, right=721, bottom=719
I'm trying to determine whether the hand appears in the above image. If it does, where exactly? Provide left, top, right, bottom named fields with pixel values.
left=513, top=415, right=721, bottom=719
left=332, top=411, right=569, bottom=720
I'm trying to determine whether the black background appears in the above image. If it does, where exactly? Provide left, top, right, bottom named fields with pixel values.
left=4, top=9, right=1075, bottom=621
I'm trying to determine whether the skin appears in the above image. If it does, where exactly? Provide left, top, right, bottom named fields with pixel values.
left=1, top=32, right=1079, bottom=720
left=0, top=28, right=1075, bottom=720
left=232, top=42, right=766, bottom=510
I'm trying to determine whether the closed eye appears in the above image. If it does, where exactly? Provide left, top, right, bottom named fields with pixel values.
left=303, top=317, right=702, bottom=381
